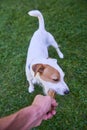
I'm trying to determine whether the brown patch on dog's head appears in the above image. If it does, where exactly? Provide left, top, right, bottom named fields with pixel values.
left=32, top=64, right=60, bottom=83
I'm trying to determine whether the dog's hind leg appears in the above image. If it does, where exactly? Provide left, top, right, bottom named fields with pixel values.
left=56, top=47, right=64, bottom=59
left=48, top=33, right=64, bottom=58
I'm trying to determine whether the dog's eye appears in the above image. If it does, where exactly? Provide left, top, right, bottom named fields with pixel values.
left=51, top=75, right=60, bottom=82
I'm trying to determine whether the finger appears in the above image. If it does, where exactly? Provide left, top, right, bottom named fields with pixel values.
left=51, top=98, right=58, bottom=107
left=43, top=109, right=56, bottom=120
left=51, top=109, right=56, bottom=115
left=43, top=113, right=53, bottom=120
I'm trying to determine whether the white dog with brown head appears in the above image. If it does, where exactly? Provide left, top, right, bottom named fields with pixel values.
left=26, top=10, right=69, bottom=95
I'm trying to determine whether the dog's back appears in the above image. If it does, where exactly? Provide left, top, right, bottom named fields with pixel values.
left=27, top=10, right=51, bottom=64
left=26, top=10, right=64, bottom=67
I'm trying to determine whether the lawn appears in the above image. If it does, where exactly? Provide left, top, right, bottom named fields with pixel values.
left=0, top=0, right=87, bottom=129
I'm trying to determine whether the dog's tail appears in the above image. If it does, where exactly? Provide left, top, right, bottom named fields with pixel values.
left=28, top=10, right=45, bottom=30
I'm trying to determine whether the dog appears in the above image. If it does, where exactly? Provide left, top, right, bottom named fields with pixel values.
left=25, top=10, right=69, bottom=95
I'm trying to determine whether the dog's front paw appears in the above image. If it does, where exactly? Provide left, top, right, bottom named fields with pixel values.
left=28, top=85, right=34, bottom=93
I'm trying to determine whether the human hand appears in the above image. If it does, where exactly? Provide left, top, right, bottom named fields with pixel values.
left=32, top=95, right=58, bottom=120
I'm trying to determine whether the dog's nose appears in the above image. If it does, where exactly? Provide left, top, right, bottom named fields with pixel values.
left=64, top=90, right=69, bottom=95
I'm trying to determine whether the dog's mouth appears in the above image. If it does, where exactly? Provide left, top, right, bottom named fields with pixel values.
left=57, top=89, right=70, bottom=95
left=47, top=89, right=69, bottom=98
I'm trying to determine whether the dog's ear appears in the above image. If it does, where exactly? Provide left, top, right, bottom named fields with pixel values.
left=32, top=64, right=45, bottom=76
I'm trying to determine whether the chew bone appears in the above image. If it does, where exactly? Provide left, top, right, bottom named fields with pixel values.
left=47, top=89, right=56, bottom=112
left=47, top=89, right=56, bottom=98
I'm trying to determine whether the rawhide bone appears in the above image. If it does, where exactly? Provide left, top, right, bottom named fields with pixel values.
left=47, top=89, right=56, bottom=112
left=47, top=89, right=56, bottom=98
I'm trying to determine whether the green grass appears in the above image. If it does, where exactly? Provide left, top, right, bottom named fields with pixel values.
left=0, top=0, right=87, bottom=129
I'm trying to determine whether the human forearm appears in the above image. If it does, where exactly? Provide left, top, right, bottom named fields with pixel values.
left=0, top=105, right=42, bottom=130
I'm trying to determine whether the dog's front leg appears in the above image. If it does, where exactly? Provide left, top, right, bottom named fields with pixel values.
left=26, top=67, right=35, bottom=93
left=28, top=82, right=34, bottom=93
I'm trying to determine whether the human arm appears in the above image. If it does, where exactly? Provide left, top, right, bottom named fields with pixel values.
left=0, top=95, right=58, bottom=130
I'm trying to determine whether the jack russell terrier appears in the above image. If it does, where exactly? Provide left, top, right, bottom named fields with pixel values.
left=25, top=10, right=69, bottom=95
